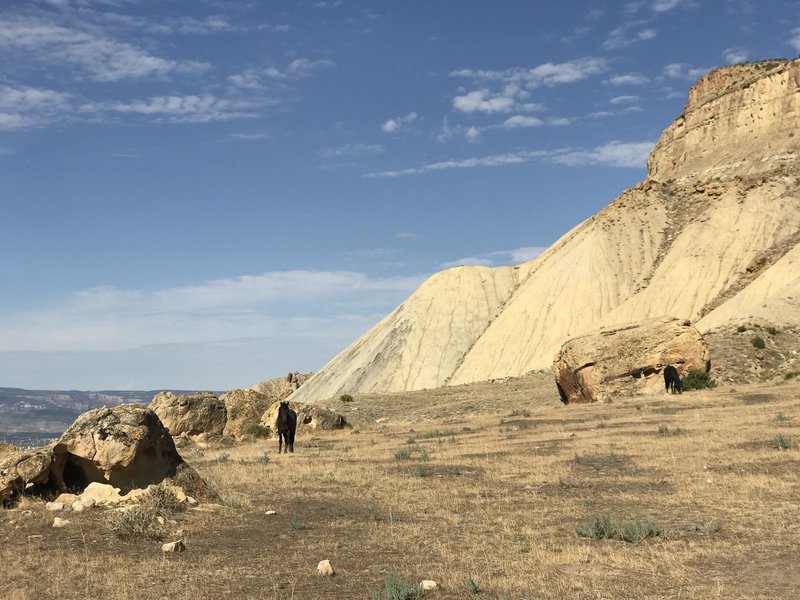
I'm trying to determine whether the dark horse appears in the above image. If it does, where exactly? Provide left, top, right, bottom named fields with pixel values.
left=664, top=365, right=682, bottom=394
left=276, top=401, right=297, bottom=453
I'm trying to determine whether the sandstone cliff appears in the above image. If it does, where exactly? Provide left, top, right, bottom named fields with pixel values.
left=290, top=59, right=800, bottom=403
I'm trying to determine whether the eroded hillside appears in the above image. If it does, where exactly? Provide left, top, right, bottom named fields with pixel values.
left=291, top=59, right=800, bottom=403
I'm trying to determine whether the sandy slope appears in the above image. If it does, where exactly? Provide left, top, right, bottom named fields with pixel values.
left=290, top=59, right=800, bottom=403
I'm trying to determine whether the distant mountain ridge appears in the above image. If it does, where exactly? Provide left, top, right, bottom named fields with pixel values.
left=0, top=387, right=203, bottom=433
left=289, top=59, right=800, bottom=403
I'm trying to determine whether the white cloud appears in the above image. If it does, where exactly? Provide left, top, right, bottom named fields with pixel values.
left=0, top=270, right=424, bottom=355
left=451, top=57, right=608, bottom=88
left=0, top=15, right=208, bottom=81
left=464, top=126, right=481, bottom=142
left=502, top=115, right=543, bottom=128
left=93, top=94, right=258, bottom=122
left=441, top=246, right=547, bottom=269
left=263, top=58, right=336, bottom=80
left=603, top=23, right=658, bottom=49
left=453, top=90, right=515, bottom=114
left=548, top=117, right=571, bottom=126
left=663, top=62, right=708, bottom=80
left=791, top=28, right=800, bottom=52
left=552, top=140, right=654, bottom=168
left=381, top=112, right=418, bottom=132
left=319, top=143, right=384, bottom=157
left=0, top=85, right=72, bottom=130
left=227, top=132, right=270, bottom=141
left=366, top=140, right=654, bottom=178
left=610, top=95, right=640, bottom=104
left=605, top=74, right=650, bottom=86
left=652, top=0, right=683, bottom=11
left=722, top=48, right=749, bottom=64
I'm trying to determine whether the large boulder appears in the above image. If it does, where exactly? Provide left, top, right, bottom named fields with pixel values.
left=149, top=391, right=227, bottom=437
left=1, top=447, right=55, bottom=505
left=553, top=316, right=710, bottom=404
left=220, top=389, right=273, bottom=439
left=261, top=401, right=346, bottom=434
left=51, top=404, right=196, bottom=494
left=248, top=371, right=311, bottom=400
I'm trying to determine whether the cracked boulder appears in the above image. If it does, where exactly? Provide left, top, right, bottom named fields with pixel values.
left=553, top=316, right=710, bottom=404
left=148, top=391, right=227, bottom=438
left=1, top=447, right=55, bottom=506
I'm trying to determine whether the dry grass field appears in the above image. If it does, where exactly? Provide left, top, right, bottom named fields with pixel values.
left=2, top=374, right=799, bottom=599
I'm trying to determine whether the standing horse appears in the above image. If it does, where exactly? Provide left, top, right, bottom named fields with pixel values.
left=663, top=365, right=682, bottom=394
left=276, top=401, right=297, bottom=453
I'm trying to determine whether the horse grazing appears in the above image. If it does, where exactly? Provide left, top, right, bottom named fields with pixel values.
left=663, top=365, right=682, bottom=394
left=276, top=401, right=297, bottom=453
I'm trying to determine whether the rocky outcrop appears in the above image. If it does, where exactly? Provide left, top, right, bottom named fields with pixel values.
left=553, top=317, right=710, bottom=404
left=221, top=388, right=273, bottom=439
left=249, top=371, right=312, bottom=399
left=261, top=401, right=346, bottom=434
left=149, top=392, right=227, bottom=437
left=51, top=404, right=189, bottom=493
left=287, top=59, right=800, bottom=402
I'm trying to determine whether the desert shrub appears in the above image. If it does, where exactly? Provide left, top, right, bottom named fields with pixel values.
left=766, top=326, right=778, bottom=335
left=257, top=452, right=271, bottom=464
left=290, top=518, right=304, bottom=530
left=109, top=505, right=163, bottom=541
left=682, top=370, right=716, bottom=391
left=340, top=393, right=354, bottom=403
left=576, top=515, right=615, bottom=539
left=751, top=335, right=766, bottom=349
left=241, top=423, right=270, bottom=439
left=621, top=521, right=661, bottom=542
left=775, top=413, right=791, bottom=423
left=413, top=465, right=430, bottom=478
left=772, top=435, right=791, bottom=450
left=140, top=484, right=185, bottom=516
left=369, top=575, right=423, bottom=600
left=463, top=576, right=480, bottom=595
left=736, top=324, right=747, bottom=333
left=394, top=448, right=413, bottom=460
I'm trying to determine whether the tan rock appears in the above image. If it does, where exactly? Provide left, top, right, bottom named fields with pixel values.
left=45, top=501, right=64, bottom=512
left=420, top=580, right=439, bottom=591
left=149, top=392, right=227, bottom=437
left=54, top=493, right=79, bottom=505
left=261, top=402, right=346, bottom=434
left=0, top=447, right=54, bottom=505
left=220, top=388, right=273, bottom=439
left=161, top=540, right=186, bottom=553
left=52, top=517, right=70, bottom=528
left=553, top=317, right=710, bottom=404
left=316, top=560, right=335, bottom=576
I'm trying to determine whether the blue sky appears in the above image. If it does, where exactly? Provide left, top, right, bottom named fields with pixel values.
left=1, top=0, right=798, bottom=390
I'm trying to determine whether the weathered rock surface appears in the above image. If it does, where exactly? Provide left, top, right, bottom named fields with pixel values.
left=261, top=401, right=346, bottom=434
left=220, top=388, right=273, bottom=439
left=149, top=392, right=227, bottom=437
left=249, top=371, right=311, bottom=399
left=553, top=317, right=710, bottom=404
left=316, top=560, right=335, bottom=576
left=162, top=540, right=186, bottom=553
left=287, top=59, right=800, bottom=402
left=1, top=447, right=55, bottom=505
left=0, top=442, right=17, bottom=458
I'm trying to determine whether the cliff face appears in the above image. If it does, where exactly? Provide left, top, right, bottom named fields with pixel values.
left=289, top=60, right=800, bottom=403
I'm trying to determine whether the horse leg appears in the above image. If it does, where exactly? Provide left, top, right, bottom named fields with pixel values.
left=289, top=429, right=295, bottom=453
left=278, top=432, right=283, bottom=454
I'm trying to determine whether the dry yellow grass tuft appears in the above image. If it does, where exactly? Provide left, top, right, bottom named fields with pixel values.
left=1, top=375, right=799, bottom=599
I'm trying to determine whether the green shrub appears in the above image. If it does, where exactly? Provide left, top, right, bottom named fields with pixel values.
left=140, top=484, right=185, bottom=516
left=682, top=370, right=716, bottom=391
left=766, top=326, right=778, bottom=335
left=576, top=515, right=615, bottom=539
left=463, top=577, right=480, bottom=595
left=242, top=422, right=271, bottom=439
left=751, top=335, right=766, bottom=349
left=621, top=521, right=661, bottom=542
left=736, top=324, right=747, bottom=333
left=369, top=575, right=423, bottom=600
left=772, top=435, right=791, bottom=450
left=340, top=393, right=354, bottom=403
left=394, top=448, right=413, bottom=460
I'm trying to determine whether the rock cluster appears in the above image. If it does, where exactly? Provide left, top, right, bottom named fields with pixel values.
left=553, top=317, right=710, bottom=404
left=261, top=401, right=346, bottom=434
left=149, top=392, right=227, bottom=438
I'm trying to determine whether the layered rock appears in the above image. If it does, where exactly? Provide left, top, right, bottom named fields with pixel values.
left=553, top=317, right=710, bottom=404
left=149, top=391, right=227, bottom=437
left=287, top=59, right=800, bottom=402
left=248, top=372, right=311, bottom=399
left=0, top=447, right=54, bottom=504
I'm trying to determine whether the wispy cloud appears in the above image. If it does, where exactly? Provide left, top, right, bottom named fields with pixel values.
left=552, top=140, right=653, bottom=168
left=265, top=58, right=336, bottom=79
left=722, top=47, right=749, bottom=64
left=365, top=140, right=654, bottom=178
left=610, top=95, right=640, bottom=104
left=501, top=115, right=543, bottom=128
left=452, top=57, right=608, bottom=88
left=319, top=143, right=384, bottom=157
left=0, top=84, right=72, bottom=130
left=441, top=246, right=547, bottom=269
left=605, top=73, right=650, bottom=85
left=381, top=112, right=418, bottom=132
left=662, top=62, right=708, bottom=80
left=0, top=270, right=425, bottom=354
left=603, top=23, right=657, bottom=49
left=453, top=90, right=516, bottom=114
left=87, top=94, right=258, bottom=122
left=789, top=28, right=800, bottom=52
left=0, top=15, right=208, bottom=82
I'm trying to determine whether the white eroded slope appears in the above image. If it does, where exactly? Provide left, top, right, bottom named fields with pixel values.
left=289, top=266, right=519, bottom=401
